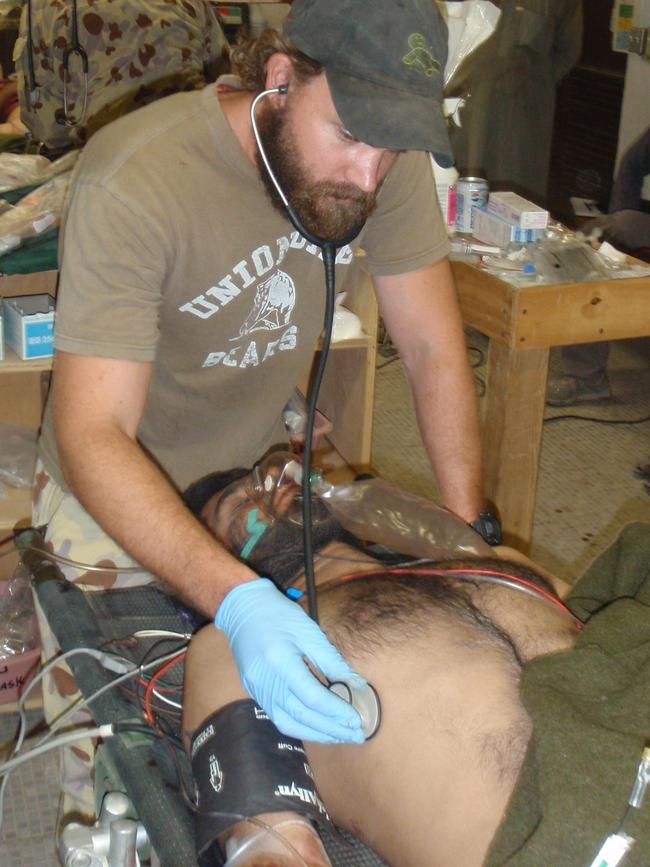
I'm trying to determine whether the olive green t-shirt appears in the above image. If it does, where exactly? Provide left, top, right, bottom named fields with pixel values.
left=39, top=85, right=449, bottom=491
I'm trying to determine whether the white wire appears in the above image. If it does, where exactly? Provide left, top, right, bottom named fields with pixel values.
left=35, top=647, right=186, bottom=746
left=0, top=646, right=185, bottom=831
left=0, top=647, right=132, bottom=828
left=13, top=646, right=133, bottom=756
left=151, top=689, right=183, bottom=710
left=0, top=725, right=115, bottom=775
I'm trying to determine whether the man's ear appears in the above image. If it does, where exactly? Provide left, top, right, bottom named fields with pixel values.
left=264, top=52, right=293, bottom=100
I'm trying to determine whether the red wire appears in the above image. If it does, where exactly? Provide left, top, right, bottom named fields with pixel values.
left=144, top=652, right=186, bottom=724
left=138, top=677, right=176, bottom=693
left=337, top=566, right=583, bottom=627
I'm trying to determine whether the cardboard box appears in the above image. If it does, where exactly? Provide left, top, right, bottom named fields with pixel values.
left=487, top=191, right=549, bottom=229
left=2, top=293, right=55, bottom=360
left=0, top=310, right=3, bottom=362
left=0, top=270, right=58, bottom=302
left=473, top=207, right=545, bottom=247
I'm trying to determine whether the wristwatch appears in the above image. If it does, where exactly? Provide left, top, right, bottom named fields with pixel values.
left=469, top=511, right=502, bottom=546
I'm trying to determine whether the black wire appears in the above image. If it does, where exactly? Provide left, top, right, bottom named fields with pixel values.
left=301, top=242, right=338, bottom=623
left=545, top=413, right=650, bottom=425
left=254, top=86, right=364, bottom=626
left=127, top=638, right=186, bottom=722
left=376, top=354, right=400, bottom=371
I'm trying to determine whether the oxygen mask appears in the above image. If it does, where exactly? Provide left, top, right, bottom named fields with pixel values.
left=247, top=452, right=330, bottom=527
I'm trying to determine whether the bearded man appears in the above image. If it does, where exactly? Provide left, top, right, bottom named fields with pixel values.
left=32, top=0, right=489, bottom=826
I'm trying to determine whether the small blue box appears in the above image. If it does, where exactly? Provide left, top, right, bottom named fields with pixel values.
left=2, top=294, right=55, bottom=360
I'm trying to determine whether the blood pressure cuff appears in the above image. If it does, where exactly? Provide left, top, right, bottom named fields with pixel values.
left=191, top=699, right=333, bottom=860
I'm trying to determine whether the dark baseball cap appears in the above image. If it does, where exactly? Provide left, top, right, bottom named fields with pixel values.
left=283, top=0, right=453, bottom=166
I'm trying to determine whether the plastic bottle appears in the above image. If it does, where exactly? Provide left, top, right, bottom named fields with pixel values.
left=430, top=156, right=459, bottom=234
left=317, top=475, right=492, bottom=560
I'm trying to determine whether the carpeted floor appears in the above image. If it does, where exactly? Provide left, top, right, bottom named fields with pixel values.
left=372, top=331, right=650, bottom=584
left=0, top=709, right=59, bottom=867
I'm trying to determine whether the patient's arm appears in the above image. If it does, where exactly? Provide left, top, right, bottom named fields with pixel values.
left=183, top=628, right=334, bottom=867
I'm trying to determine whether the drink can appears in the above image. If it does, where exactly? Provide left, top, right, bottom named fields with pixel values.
left=456, top=177, right=489, bottom=233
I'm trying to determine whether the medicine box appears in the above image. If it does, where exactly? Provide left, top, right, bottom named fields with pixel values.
left=2, top=293, right=55, bottom=359
left=487, top=191, right=549, bottom=229
left=473, top=207, right=545, bottom=247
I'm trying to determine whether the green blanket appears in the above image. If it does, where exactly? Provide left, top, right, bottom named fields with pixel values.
left=488, top=522, right=650, bottom=866
left=0, top=183, right=59, bottom=274
left=0, top=226, right=58, bottom=274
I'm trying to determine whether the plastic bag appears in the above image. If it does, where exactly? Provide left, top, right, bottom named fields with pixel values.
left=0, top=564, right=39, bottom=657
left=531, top=239, right=617, bottom=285
left=437, top=1, right=501, bottom=88
left=0, top=154, right=52, bottom=193
left=318, top=476, right=492, bottom=560
left=0, top=172, right=72, bottom=256
left=0, top=150, right=78, bottom=194
left=282, top=391, right=333, bottom=450
left=0, top=423, right=38, bottom=488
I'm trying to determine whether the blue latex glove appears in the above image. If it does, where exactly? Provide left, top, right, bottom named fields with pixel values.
left=215, top=578, right=366, bottom=744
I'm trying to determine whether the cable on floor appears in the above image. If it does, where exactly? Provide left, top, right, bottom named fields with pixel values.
left=545, top=412, right=650, bottom=425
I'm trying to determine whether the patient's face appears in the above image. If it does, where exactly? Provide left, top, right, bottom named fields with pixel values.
left=201, top=453, right=333, bottom=550
left=198, top=455, right=346, bottom=584
left=200, top=473, right=260, bottom=554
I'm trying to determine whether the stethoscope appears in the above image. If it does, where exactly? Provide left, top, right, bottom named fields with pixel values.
left=251, top=85, right=382, bottom=740
left=250, top=84, right=365, bottom=626
left=25, top=0, right=89, bottom=127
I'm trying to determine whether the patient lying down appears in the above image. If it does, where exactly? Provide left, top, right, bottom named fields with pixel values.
left=181, top=458, right=580, bottom=867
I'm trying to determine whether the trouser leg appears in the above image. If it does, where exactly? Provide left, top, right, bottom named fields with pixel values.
left=31, top=461, right=155, bottom=824
left=560, top=342, right=610, bottom=382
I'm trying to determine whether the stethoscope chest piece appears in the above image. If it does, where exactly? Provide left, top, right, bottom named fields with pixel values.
left=329, top=680, right=381, bottom=740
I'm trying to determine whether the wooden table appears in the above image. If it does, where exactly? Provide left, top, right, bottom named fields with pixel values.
left=451, top=260, right=650, bottom=552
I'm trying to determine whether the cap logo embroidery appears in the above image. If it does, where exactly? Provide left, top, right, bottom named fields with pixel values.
left=402, top=33, right=440, bottom=77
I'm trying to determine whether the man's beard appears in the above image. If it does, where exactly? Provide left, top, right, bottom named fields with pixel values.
left=255, top=102, right=378, bottom=242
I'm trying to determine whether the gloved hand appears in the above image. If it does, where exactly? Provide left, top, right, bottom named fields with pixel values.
left=581, top=211, right=650, bottom=252
left=606, top=210, right=650, bottom=251
left=215, top=578, right=366, bottom=744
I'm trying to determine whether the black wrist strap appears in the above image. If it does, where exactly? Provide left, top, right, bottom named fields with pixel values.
left=469, top=511, right=502, bottom=546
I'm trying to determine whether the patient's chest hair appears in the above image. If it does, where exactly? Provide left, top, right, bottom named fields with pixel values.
left=315, top=569, right=572, bottom=788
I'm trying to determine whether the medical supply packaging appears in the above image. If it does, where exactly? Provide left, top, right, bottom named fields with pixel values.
left=473, top=207, right=545, bottom=247
left=2, top=292, right=55, bottom=359
left=487, top=191, right=549, bottom=229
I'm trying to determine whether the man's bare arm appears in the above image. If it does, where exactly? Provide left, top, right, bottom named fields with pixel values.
left=54, top=351, right=368, bottom=743
left=53, top=351, right=257, bottom=616
left=373, top=259, right=484, bottom=523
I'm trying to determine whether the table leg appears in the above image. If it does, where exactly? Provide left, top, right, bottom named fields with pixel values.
left=482, top=340, right=549, bottom=552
